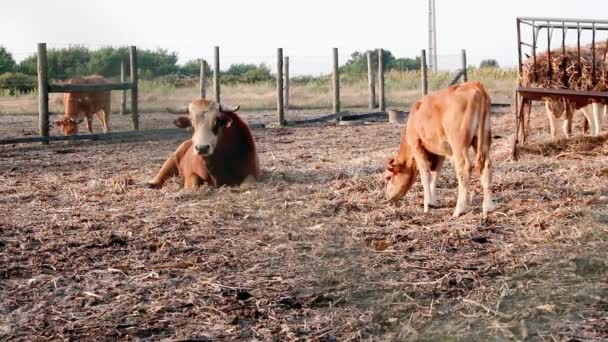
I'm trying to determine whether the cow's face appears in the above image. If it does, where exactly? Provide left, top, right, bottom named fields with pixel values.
left=54, top=117, right=80, bottom=135
left=384, top=157, right=418, bottom=201
left=189, top=100, right=239, bottom=157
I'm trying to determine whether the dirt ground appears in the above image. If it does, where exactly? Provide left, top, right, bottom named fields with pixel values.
left=1, top=107, right=607, bottom=341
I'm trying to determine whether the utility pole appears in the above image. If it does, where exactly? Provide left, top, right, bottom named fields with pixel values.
left=428, top=0, right=438, bottom=72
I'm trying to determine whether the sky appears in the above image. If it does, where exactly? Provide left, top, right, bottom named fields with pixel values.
left=2, top=0, right=608, bottom=75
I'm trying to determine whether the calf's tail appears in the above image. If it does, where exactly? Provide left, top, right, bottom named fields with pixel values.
left=475, top=83, right=491, bottom=176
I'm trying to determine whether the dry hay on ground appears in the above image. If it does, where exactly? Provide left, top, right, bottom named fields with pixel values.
left=521, top=44, right=608, bottom=92
left=0, top=111, right=607, bottom=340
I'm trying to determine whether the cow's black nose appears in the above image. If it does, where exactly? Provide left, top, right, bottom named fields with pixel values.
left=195, top=144, right=210, bottom=155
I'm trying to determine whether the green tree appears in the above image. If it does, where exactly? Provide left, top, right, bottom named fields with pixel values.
left=390, top=56, right=421, bottom=71
left=47, top=45, right=91, bottom=79
left=480, top=59, right=499, bottom=68
left=0, top=46, right=16, bottom=74
left=17, top=46, right=92, bottom=79
left=87, top=47, right=129, bottom=76
left=16, top=46, right=182, bottom=80
left=17, top=55, right=37, bottom=76
left=223, top=63, right=272, bottom=83
left=180, top=59, right=212, bottom=76
left=137, top=49, right=179, bottom=78
left=340, top=50, right=420, bottom=75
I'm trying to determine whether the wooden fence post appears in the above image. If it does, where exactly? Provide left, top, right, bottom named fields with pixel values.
left=200, top=59, right=207, bottom=99
left=333, top=48, right=340, bottom=113
left=378, top=48, right=385, bottom=111
left=277, top=48, right=285, bottom=125
left=214, top=46, right=220, bottom=103
left=461, top=49, right=468, bottom=82
left=129, top=46, right=139, bottom=130
left=421, top=49, right=428, bottom=95
left=37, top=43, right=49, bottom=143
left=120, top=62, right=127, bottom=115
left=367, top=51, right=376, bottom=109
left=284, top=56, right=289, bottom=109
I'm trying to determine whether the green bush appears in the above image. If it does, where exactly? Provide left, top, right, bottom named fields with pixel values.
left=16, top=46, right=180, bottom=80
left=222, top=63, right=273, bottom=83
left=0, top=72, right=36, bottom=96
left=480, top=59, right=499, bottom=68
left=180, top=59, right=212, bottom=77
left=340, top=50, right=420, bottom=75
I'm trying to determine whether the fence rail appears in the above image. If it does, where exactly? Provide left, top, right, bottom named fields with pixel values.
left=48, top=83, right=133, bottom=93
left=1, top=44, right=478, bottom=146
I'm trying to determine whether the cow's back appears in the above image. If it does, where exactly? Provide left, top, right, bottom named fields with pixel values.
left=406, top=82, right=487, bottom=155
left=63, top=75, right=111, bottom=116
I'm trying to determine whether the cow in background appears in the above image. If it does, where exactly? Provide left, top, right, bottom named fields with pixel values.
left=544, top=98, right=605, bottom=138
left=54, top=75, right=111, bottom=135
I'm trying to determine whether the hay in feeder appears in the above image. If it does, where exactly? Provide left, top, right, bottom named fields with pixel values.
left=521, top=43, right=608, bottom=92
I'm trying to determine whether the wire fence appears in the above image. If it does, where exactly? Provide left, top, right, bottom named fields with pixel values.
left=0, top=44, right=515, bottom=141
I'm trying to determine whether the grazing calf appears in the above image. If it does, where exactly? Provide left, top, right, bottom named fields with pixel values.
left=148, top=99, right=260, bottom=189
left=385, top=82, right=493, bottom=218
left=54, top=75, right=111, bottom=135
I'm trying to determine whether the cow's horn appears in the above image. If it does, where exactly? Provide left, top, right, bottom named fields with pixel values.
left=220, top=104, right=240, bottom=112
left=166, top=105, right=189, bottom=114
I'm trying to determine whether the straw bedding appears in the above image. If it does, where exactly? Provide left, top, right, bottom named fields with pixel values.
left=1, top=109, right=607, bottom=340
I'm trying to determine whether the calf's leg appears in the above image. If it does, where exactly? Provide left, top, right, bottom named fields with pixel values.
left=545, top=103, right=558, bottom=139
left=95, top=109, right=110, bottom=133
left=581, top=106, right=596, bottom=137
left=429, top=155, right=445, bottom=207
left=411, top=141, right=433, bottom=213
left=562, top=105, right=573, bottom=139
left=86, top=116, right=93, bottom=134
left=452, top=150, right=472, bottom=218
left=480, top=158, right=494, bottom=218
left=592, top=102, right=603, bottom=136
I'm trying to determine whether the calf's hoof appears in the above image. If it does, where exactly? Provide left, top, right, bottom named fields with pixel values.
left=146, top=182, right=162, bottom=189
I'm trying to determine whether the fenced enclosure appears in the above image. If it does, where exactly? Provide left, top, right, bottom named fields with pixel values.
left=3, top=22, right=608, bottom=341
left=0, top=43, right=514, bottom=145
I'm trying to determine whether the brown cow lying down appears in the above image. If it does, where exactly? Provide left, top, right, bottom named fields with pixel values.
left=385, top=81, right=493, bottom=218
left=148, top=99, right=260, bottom=189
left=54, top=75, right=111, bottom=135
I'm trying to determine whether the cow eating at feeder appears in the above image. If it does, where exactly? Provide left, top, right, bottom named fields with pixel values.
left=148, top=99, right=260, bottom=189
left=544, top=98, right=605, bottom=138
left=384, top=81, right=493, bottom=218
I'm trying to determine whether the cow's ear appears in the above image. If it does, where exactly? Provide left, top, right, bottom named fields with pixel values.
left=173, top=116, right=192, bottom=129
left=387, top=158, right=400, bottom=175
left=53, top=120, right=64, bottom=127
left=224, top=118, right=233, bottom=128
